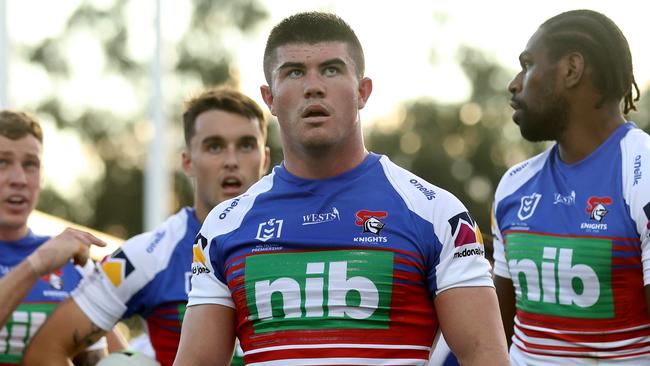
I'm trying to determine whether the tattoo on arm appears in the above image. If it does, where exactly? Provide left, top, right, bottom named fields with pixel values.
left=72, top=349, right=107, bottom=366
left=72, top=323, right=105, bottom=350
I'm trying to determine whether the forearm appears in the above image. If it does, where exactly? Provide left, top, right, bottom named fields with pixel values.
left=72, top=349, right=107, bottom=366
left=23, top=299, right=108, bottom=366
left=0, top=260, right=39, bottom=327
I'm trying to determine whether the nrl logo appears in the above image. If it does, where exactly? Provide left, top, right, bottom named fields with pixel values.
left=517, top=192, right=542, bottom=221
left=256, top=218, right=284, bottom=242
left=355, top=210, right=388, bottom=235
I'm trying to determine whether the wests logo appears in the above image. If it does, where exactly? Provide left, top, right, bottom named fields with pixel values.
left=355, top=210, right=387, bottom=235
left=586, top=196, right=612, bottom=222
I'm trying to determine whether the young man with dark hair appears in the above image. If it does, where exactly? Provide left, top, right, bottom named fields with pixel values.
left=24, top=87, right=270, bottom=366
left=493, top=9, right=650, bottom=365
left=0, top=110, right=109, bottom=365
left=175, top=12, right=509, bottom=366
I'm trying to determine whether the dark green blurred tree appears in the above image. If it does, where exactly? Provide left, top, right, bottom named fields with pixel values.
left=22, top=0, right=270, bottom=238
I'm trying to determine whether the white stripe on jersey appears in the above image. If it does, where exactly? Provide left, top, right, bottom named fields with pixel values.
left=244, top=343, right=432, bottom=355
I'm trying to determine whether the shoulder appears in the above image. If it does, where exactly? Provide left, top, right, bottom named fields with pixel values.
left=201, top=173, right=275, bottom=241
left=376, top=155, right=467, bottom=223
left=494, top=147, right=552, bottom=205
left=113, top=209, right=194, bottom=271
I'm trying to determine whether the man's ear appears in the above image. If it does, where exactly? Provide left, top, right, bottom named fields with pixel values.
left=562, top=52, right=585, bottom=89
left=260, top=85, right=276, bottom=116
left=357, top=77, right=373, bottom=110
left=181, top=149, right=194, bottom=178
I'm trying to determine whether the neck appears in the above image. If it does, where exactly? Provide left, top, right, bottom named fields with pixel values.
left=556, top=102, right=625, bottom=164
left=283, top=141, right=368, bottom=180
left=0, top=225, right=29, bottom=242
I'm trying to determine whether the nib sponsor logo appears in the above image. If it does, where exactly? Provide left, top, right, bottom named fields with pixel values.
left=101, top=249, right=135, bottom=288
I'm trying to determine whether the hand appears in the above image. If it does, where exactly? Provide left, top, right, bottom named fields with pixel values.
left=26, top=227, right=107, bottom=276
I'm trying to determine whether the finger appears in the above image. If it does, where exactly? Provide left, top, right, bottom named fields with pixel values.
left=73, top=246, right=90, bottom=266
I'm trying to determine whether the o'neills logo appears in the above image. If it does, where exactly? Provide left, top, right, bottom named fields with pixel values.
left=409, top=179, right=436, bottom=200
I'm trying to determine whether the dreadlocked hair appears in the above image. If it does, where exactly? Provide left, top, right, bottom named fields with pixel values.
left=541, top=9, right=639, bottom=114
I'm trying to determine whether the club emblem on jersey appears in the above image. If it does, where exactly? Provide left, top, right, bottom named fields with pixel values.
left=355, top=210, right=387, bottom=235
left=448, top=211, right=483, bottom=247
left=42, top=269, right=63, bottom=290
left=256, top=218, right=284, bottom=242
left=517, top=192, right=542, bottom=221
left=100, top=249, right=135, bottom=288
left=586, top=196, right=612, bottom=222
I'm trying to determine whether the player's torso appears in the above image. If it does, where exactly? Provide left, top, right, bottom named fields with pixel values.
left=495, top=127, right=650, bottom=360
left=0, top=235, right=82, bottom=365
left=104, top=209, right=199, bottom=366
left=210, top=158, right=443, bottom=364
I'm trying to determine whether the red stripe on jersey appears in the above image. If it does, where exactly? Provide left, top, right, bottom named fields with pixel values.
left=514, top=339, right=650, bottom=359
left=517, top=323, right=650, bottom=343
left=244, top=345, right=430, bottom=364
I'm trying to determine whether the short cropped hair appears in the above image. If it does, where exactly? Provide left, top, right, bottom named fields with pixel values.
left=182, top=87, right=267, bottom=147
left=263, top=12, right=365, bottom=84
left=0, top=110, right=43, bottom=144
left=540, top=9, right=640, bottom=114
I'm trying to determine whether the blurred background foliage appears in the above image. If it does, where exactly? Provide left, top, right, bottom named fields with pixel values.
left=13, top=0, right=649, bottom=243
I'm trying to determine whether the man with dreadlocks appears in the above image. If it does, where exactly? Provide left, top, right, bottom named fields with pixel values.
left=492, top=9, right=650, bottom=365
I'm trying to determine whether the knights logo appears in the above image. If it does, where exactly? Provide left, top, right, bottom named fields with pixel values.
left=42, top=269, right=63, bottom=290
left=255, top=218, right=284, bottom=242
left=448, top=211, right=483, bottom=247
left=355, top=210, right=388, bottom=235
left=100, top=249, right=135, bottom=288
left=586, top=196, right=612, bottom=222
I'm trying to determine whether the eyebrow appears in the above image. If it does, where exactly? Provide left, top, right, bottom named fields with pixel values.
left=277, top=58, right=348, bottom=72
left=201, top=135, right=259, bottom=145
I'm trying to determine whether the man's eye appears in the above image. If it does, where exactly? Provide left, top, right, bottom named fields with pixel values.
left=207, top=143, right=222, bottom=153
left=288, top=69, right=304, bottom=78
left=323, top=66, right=339, bottom=76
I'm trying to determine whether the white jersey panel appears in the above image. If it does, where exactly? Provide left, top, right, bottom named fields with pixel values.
left=188, top=173, right=275, bottom=308
left=378, top=156, right=493, bottom=294
left=73, top=209, right=191, bottom=330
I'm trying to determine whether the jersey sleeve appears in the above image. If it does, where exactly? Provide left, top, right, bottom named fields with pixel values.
left=491, top=202, right=510, bottom=279
left=187, top=216, right=235, bottom=308
left=429, top=191, right=494, bottom=295
left=73, top=226, right=180, bottom=330
left=621, top=129, right=650, bottom=285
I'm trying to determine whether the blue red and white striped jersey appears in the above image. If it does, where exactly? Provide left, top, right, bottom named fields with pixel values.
left=189, top=153, right=493, bottom=365
left=73, top=207, right=200, bottom=366
left=492, top=122, right=650, bottom=364
left=0, top=231, right=102, bottom=365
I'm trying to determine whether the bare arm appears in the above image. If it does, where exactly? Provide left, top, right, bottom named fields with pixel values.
left=0, top=228, right=106, bottom=327
left=494, top=275, right=516, bottom=349
left=436, top=286, right=509, bottom=366
left=173, top=304, right=237, bottom=366
left=23, top=298, right=108, bottom=366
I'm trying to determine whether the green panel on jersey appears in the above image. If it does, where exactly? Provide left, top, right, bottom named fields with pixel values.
left=506, top=232, right=613, bottom=319
left=0, top=303, right=56, bottom=363
left=177, top=303, right=186, bottom=323
left=245, top=250, right=394, bottom=333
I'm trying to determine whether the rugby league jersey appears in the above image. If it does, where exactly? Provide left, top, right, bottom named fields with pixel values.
left=492, top=122, right=650, bottom=363
left=189, top=153, right=493, bottom=365
left=73, top=207, right=200, bottom=366
left=0, top=232, right=100, bottom=365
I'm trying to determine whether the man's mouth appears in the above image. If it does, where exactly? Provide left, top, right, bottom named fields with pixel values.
left=222, top=177, right=242, bottom=192
left=301, top=105, right=330, bottom=119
